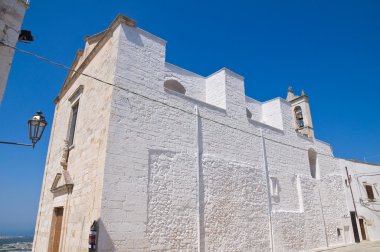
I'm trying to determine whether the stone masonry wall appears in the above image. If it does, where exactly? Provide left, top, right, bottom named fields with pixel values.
left=32, top=28, right=119, bottom=252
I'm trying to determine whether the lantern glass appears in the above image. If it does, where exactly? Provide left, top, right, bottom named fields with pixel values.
left=28, top=111, right=47, bottom=147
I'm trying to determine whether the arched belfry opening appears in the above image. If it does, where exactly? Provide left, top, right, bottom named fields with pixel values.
left=286, top=87, right=314, bottom=138
left=294, top=106, right=304, bottom=128
left=308, top=148, right=319, bottom=179
left=164, top=79, right=186, bottom=94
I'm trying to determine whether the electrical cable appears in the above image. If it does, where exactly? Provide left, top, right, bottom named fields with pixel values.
left=0, top=41, right=335, bottom=158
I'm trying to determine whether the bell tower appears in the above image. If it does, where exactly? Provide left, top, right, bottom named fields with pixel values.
left=286, top=86, right=314, bottom=138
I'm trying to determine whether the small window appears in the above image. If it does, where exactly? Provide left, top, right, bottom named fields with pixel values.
left=294, top=106, right=304, bottom=128
left=164, top=80, right=186, bottom=94
left=308, top=148, right=319, bottom=179
left=337, top=228, right=341, bottom=236
left=364, top=184, right=375, bottom=201
left=270, top=177, right=279, bottom=197
left=68, top=103, right=79, bottom=146
left=246, top=108, right=253, bottom=119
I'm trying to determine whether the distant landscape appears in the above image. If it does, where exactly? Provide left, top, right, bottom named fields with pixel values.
left=0, top=236, right=33, bottom=251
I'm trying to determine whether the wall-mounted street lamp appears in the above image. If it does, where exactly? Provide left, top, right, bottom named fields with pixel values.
left=28, top=111, right=48, bottom=147
left=0, top=111, right=48, bottom=148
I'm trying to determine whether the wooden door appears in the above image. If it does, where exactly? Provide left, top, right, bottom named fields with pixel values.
left=48, top=207, right=64, bottom=252
left=359, top=218, right=367, bottom=240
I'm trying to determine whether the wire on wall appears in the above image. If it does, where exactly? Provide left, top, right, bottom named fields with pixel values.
left=0, top=41, right=334, bottom=158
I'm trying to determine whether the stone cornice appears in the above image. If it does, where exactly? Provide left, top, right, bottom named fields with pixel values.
left=288, top=94, right=309, bottom=103
left=207, top=67, right=245, bottom=80
left=55, top=15, right=136, bottom=103
left=54, top=50, right=83, bottom=104
left=50, top=171, right=74, bottom=194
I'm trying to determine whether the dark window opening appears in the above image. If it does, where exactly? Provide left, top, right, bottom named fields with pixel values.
left=246, top=108, right=253, bottom=119
left=68, top=103, right=79, bottom=146
left=308, top=148, right=319, bottom=179
left=294, top=106, right=304, bottom=128
left=365, top=184, right=375, bottom=201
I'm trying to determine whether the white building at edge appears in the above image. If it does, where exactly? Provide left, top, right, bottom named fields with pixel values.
left=339, top=159, right=380, bottom=244
left=32, top=15, right=380, bottom=252
left=0, top=0, right=29, bottom=104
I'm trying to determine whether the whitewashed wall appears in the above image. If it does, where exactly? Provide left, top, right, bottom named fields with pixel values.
left=98, top=22, right=350, bottom=251
left=339, top=159, right=380, bottom=242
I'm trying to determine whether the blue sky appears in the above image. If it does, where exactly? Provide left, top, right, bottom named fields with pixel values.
left=0, top=0, right=379, bottom=235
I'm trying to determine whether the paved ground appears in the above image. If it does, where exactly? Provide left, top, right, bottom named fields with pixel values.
left=319, top=241, right=380, bottom=252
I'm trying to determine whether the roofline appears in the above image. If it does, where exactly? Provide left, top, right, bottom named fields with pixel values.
left=85, top=30, right=107, bottom=44
left=55, top=15, right=136, bottom=104
left=207, top=67, right=245, bottom=80
left=288, top=94, right=309, bottom=103
left=245, top=96, right=262, bottom=104
left=339, top=158, right=380, bottom=167
left=165, top=62, right=205, bottom=79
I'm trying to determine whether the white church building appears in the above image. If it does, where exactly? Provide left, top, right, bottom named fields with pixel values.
left=32, top=15, right=380, bottom=252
